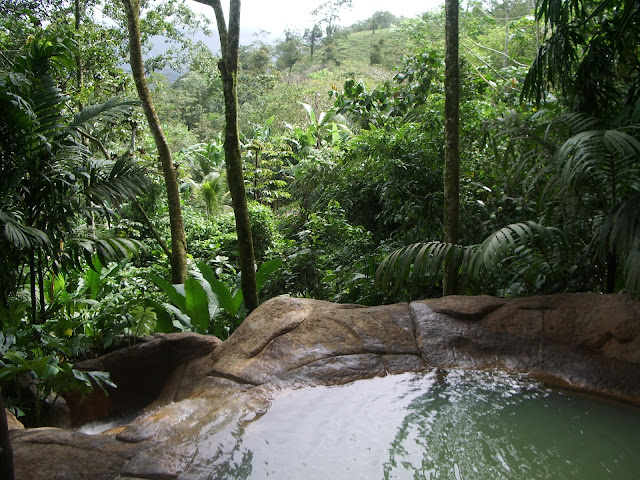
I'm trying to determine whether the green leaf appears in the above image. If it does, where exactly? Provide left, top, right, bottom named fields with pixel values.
left=184, top=278, right=211, bottom=334
left=255, top=258, right=283, bottom=291
left=145, top=299, right=177, bottom=333
left=197, top=262, right=233, bottom=313
left=84, top=256, right=103, bottom=300
left=131, top=305, right=157, bottom=336
left=151, top=274, right=186, bottom=312
left=2, top=349, right=27, bottom=364
left=87, top=370, right=117, bottom=393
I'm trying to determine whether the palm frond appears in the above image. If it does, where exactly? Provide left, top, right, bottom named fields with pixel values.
left=200, top=173, right=227, bottom=216
left=555, top=112, right=601, bottom=133
left=376, top=241, right=473, bottom=293
left=600, top=192, right=640, bottom=295
left=375, top=222, right=563, bottom=295
left=0, top=211, right=50, bottom=249
left=67, top=98, right=140, bottom=137
left=622, top=250, right=640, bottom=297
left=555, top=128, right=640, bottom=201
left=61, top=235, right=142, bottom=272
left=82, top=155, right=149, bottom=208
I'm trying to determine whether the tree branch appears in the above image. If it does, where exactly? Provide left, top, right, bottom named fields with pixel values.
left=0, top=50, right=14, bottom=67
left=463, top=38, right=530, bottom=68
left=132, top=197, right=172, bottom=258
left=80, top=129, right=110, bottom=159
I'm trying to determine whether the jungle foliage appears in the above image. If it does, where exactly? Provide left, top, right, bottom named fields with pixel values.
left=0, top=0, right=638, bottom=432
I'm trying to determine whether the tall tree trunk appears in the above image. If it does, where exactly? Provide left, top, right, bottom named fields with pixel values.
left=122, top=0, right=188, bottom=284
left=74, top=0, right=83, bottom=109
left=196, top=0, right=259, bottom=312
left=503, top=8, right=510, bottom=68
left=443, top=0, right=460, bottom=296
left=0, top=391, right=14, bottom=480
left=606, top=251, right=617, bottom=293
left=37, top=250, right=45, bottom=319
left=29, top=253, right=37, bottom=324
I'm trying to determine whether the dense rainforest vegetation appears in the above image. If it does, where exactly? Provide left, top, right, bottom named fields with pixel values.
left=0, top=0, right=638, bottom=439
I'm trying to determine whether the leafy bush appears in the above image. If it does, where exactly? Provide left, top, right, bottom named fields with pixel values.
left=270, top=201, right=376, bottom=302
left=322, top=124, right=445, bottom=246
left=150, top=259, right=283, bottom=339
left=184, top=202, right=283, bottom=268
left=0, top=313, right=115, bottom=426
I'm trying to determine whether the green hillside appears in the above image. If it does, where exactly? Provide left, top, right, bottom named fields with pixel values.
left=294, top=27, right=411, bottom=88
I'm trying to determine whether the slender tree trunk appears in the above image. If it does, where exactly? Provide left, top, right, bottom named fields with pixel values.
left=503, top=9, right=510, bottom=68
left=37, top=251, right=45, bottom=319
left=29, top=253, right=37, bottom=324
left=196, top=0, right=259, bottom=312
left=606, top=251, right=617, bottom=293
left=443, top=0, right=460, bottom=296
left=74, top=0, right=84, bottom=109
left=0, top=391, right=14, bottom=480
left=122, top=0, right=188, bottom=284
left=76, top=0, right=97, bottom=232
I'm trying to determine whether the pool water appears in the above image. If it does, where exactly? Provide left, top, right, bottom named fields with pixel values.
left=199, top=370, right=640, bottom=480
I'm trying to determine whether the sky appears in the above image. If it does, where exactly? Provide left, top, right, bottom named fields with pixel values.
left=186, top=0, right=444, bottom=42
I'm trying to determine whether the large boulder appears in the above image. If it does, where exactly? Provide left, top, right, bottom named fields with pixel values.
left=12, top=294, right=640, bottom=479
left=209, top=298, right=425, bottom=385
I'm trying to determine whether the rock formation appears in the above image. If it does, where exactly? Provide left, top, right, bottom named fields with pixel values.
left=10, top=294, right=640, bottom=479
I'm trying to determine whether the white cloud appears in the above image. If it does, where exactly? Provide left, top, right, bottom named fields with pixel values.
left=187, top=0, right=443, bottom=42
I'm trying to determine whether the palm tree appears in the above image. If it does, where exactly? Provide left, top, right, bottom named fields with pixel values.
left=522, top=0, right=640, bottom=117
left=377, top=0, right=640, bottom=299
left=0, top=34, right=147, bottom=319
left=177, top=140, right=229, bottom=217
left=541, top=117, right=640, bottom=292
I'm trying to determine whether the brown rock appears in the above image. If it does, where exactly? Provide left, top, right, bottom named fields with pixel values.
left=412, top=293, right=640, bottom=401
left=11, top=427, right=145, bottom=480
left=40, top=395, right=71, bottom=429
left=209, top=297, right=422, bottom=385
left=422, top=294, right=506, bottom=320
left=5, top=408, right=24, bottom=430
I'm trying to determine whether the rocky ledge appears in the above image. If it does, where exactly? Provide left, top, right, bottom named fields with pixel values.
left=11, top=293, right=640, bottom=479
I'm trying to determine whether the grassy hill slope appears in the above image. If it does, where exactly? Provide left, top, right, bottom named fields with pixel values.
left=289, top=27, right=412, bottom=95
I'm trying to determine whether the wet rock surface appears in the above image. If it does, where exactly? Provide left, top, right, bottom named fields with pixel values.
left=12, top=294, right=640, bottom=479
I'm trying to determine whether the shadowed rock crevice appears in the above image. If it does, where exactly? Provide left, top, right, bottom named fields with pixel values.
left=206, top=369, right=261, bottom=386
left=421, top=295, right=507, bottom=321
left=64, top=333, right=222, bottom=427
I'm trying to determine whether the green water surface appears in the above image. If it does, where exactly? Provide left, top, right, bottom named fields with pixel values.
left=198, top=370, right=640, bottom=480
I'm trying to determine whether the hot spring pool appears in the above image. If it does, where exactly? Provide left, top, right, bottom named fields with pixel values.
left=195, top=370, right=640, bottom=480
